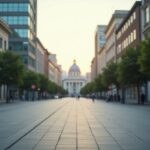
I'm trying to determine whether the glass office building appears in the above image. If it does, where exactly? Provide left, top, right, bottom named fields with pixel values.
left=0, top=0, right=37, bottom=71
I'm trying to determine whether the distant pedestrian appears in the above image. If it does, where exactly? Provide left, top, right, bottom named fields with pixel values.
left=141, top=93, right=145, bottom=104
left=92, top=94, right=95, bottom=102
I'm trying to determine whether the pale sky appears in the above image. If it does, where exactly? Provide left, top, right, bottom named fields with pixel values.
left=37, top=0, right=136, bottom=75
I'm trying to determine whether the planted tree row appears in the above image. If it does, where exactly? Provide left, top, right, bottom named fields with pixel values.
left=81, top=38, right=150, bottom=103
left=0, top=51, right=67, bottom=102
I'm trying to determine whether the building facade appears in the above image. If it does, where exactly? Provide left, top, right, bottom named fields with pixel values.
left=141, top=0, right=150, bottom=102
left=95, top=25, right=106, bottom=76
left=116, top=2, right=141, bottom=62
left=86, top=72, right=91, bottom=83
left=142, top=0, right=150, bottom=37
left=63, top=60, right=86, bottom=96
left=36, top=38, right=45, bottom=75
left=91, top=57, right=96, bottom=81
left=0, top=19, right=11, bottom=103
left=105, top=10, right=128, bottom=64
left=116, top=1, right=142, bottom=103
left=48, top=54, right=62, bottom=86
left=97, top=45, right=106, bottom=74
left=0, top=0, right=37, bottom=71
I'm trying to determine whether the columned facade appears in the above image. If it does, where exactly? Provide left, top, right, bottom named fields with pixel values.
left=63, top=60, right=86, bottom=96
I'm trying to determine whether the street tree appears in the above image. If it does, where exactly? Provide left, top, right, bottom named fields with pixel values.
left=22, top=71, right=39, bottom=91
left=117, top=47, right=146, bottom=104
left=102, top=62, right=119, bottom=95
left=0, top=51, right=24, bottom=102
left=138, top=37, right=150, bottom=78
left=94, top=74, right=107, bottom=92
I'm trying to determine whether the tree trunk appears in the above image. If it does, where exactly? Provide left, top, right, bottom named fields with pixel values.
left=6, top=85, right=9, bottom=103
left=121, top=86, right=125, bottom=104
left=116, top=85, right=119, bottom=102
left=137, top=84, right=141, bottom=104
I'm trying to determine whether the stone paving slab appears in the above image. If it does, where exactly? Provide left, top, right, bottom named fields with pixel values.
left=1, top=98, right=150, bottom=150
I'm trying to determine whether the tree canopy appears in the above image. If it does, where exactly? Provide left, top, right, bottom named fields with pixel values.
left=0, top=51, right=24, bottom=86
left=138, top=37, right=150, bottom=78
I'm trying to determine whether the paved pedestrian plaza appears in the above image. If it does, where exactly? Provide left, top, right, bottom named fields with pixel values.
left=0, top=98, right=150, bottom=150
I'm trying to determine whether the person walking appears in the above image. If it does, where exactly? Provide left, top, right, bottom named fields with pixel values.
left=141, top=93, right=145, bottom=104
left=92, top=94, right=95, bottom=102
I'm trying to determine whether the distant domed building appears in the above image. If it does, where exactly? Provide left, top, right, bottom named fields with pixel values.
left=63, top=60, right=87, bottom=96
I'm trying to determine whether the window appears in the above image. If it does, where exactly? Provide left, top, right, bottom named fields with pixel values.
left=14, top=29, right=29, bottom=38
left=131, top=32, right=134, bottom=43
left=0, top=3, right=29, bottom=12
left=128, top=19, right=131, bottom=27
left=130, top=16, right=133, bottom=24
left=4, top=41, right=7, bottom=50
left=133, top=12, right=136, bottom=20
left=126, top=37, right=128, bottom=47
left=133, top=30, right=136, bottom=40
left=0, top=38, right=3, bottom=48
left=117, top=44, right=121, bottom=53
left=2, top=16, right=29, bottom=25
left=128, top=35, right=131, bottom=44
left=145, top=6, right=150, bottom=24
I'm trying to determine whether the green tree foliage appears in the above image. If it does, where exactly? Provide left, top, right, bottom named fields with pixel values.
left=38, top=73, right=49, bottom=92
left=138, top=37, right=150, bottom=78
left=0, top=51, right=24, bottom=86
left=102, top=62, right=119, bottom=89
left=80, top=82, right=95, bottom=95
left=117, top=47, right=146, bottom=103
left=94, top=74, right=107, bottom=92
left=117, top=47, right=146, bottom=85
left=22, top=71, right=39, bottom=91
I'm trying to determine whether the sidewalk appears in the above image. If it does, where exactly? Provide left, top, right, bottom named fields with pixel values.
left=6, top=98, right=150, bottom=150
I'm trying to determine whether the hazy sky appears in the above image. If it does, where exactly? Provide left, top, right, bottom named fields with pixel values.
left=37, top=0, right=136, bottom=75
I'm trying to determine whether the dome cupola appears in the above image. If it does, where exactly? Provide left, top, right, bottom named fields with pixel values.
left=68, top=60, right=81, bottom=77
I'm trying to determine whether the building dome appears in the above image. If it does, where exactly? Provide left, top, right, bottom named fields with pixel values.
left=69, top=60, right=81, bottom=76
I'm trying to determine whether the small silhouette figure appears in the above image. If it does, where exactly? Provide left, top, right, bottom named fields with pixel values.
left=92, top=94, right=95, bottom=102
left=141, top=93, right=145, bottom=104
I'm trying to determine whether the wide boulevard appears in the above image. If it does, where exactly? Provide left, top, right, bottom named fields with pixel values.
left=0, top=98, right=150, bottom=150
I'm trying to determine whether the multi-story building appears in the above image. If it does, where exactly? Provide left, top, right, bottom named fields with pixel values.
left=142, top=0, right=150, bottom=38
left=36, top=38, right=45, bottom=75
left=0, top=0, right=37, bottom=71
left=105, top=10, right=128, bottom=64
left=48, top=54, right=62, bottom=86
left=141, top=0, right=150, bottom=102
left=95, top=25, right=106, bottom=75
left=91, top=57, right=96, bottom=81
left=86, top=72, right=91, bottom=83
left=116, top=1, right=141, bottom=62
left=0, top=19, right=11, bottom=103
left=95, top=25, right=106, bottom=76
left=97, top=45, right=106, bottom=74
left=63, top=60, right=86, bottom=96
left=104, top=10, right=128, bottom=96
left=116, top=1, right=142, bottom=103
left=44, top=49, right=49, bottom=78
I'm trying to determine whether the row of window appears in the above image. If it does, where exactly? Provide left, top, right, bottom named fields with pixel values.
left=2, top=16, right=29, bottom=25
left=0, top=3, right=29, bottom=12
left=0, top=3, right=35, bottom=27
left=0, top=37, right=7, bottom=50
left=117, top=12, right=136, bottom=39
left=69, top=72, right=80, bottom=76
left=14, top=29, right=29, bottom=38
left=117, top=29, right=137, bottom=54
left=66, top=82, right=83, bottom=86
left=1, top=16, right=35, bottom=39
left=28, top=56, right=36, bottom=68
